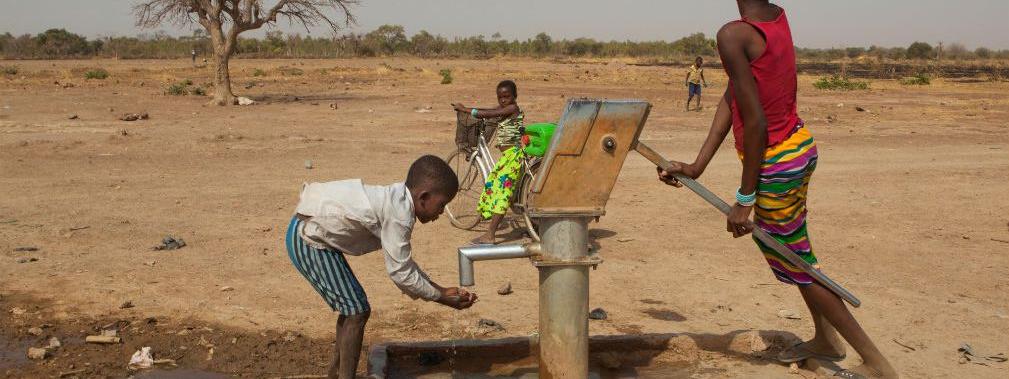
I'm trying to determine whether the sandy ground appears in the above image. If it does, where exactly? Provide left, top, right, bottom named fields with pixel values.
left=1, top=57, right=1008, bottom=378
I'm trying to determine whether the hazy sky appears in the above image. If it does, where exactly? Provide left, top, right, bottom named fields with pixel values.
left=1, top=0, right=1007, bottom=49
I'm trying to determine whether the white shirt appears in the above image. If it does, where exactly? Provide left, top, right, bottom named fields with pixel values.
left=294, top=179, right=440, bottom=301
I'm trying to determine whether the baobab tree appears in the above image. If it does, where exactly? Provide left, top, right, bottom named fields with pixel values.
left=134, top=0, right=357, bottom=105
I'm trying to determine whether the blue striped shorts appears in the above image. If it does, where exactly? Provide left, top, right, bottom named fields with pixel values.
left=286, top=216, right=371, bottom=315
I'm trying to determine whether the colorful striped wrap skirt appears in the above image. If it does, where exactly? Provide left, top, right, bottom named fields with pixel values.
left=285, top=216, right=371, bottom=315
left=744, top=124, right=820, bottom=285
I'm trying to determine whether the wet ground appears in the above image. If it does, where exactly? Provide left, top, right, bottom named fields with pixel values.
left=373, top=333, right=808, bottom=379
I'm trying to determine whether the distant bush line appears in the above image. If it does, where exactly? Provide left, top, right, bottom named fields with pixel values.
left=3, top=27, right=1008, bottom=62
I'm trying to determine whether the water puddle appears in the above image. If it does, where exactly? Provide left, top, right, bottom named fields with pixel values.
left=0, top=337, right=28, bottom=370
left=372, top=333, right=742, bottom=379
left=390, top=354, right=704, bottom=379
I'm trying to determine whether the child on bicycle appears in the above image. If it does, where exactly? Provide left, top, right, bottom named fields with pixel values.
left=451, top=80, right=524, bottom=245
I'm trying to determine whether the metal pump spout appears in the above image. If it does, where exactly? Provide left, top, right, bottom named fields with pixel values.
left=458, top=243, right=540, bottom=286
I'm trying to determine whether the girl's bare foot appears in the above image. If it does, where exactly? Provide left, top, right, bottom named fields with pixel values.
left=777, top=340, right=846, bottom=363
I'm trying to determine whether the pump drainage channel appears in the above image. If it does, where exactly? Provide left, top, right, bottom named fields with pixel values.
left=367, top=333, right=718, bottom=379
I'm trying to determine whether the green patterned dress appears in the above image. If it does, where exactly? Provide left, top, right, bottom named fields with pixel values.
left=477, top=114, right=525, bottom=219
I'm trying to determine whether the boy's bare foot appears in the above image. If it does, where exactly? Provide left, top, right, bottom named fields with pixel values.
left=777, top=340, right=846, bottom=363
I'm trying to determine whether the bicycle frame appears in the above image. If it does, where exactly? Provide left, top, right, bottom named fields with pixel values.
left=448, top=120, right=541, bottom=240
left=464, top=124, right=497, bottom=181
left=472, top=128, right=542, bottom=196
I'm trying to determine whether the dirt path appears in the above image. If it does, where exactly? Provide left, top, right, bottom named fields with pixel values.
left=1, top=58, right=1007, bottom=378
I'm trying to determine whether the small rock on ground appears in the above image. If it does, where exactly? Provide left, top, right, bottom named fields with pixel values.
left=497, top=281, right=512, bottom=295
left=153, top=236, right=186, bottom=251
left=777, top=309, right=802, bottom=319
left=589, top=307, right=608, bottom=320
left=119, top=112, right=149, bottom=121
left=477, top=318, right=505, bottom=331
left=27, top=347, right=48, bottom=360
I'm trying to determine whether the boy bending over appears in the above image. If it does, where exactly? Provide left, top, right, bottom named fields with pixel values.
left=286, top=155, right=478, bottom=378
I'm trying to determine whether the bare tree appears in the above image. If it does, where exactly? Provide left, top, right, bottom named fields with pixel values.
left=134, top=0, right=356, bottom=105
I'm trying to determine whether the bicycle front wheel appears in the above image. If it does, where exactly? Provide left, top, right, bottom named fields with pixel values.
left=444, top=149, right=484, bottom=230
left=518, top=164, right=541, bottom=242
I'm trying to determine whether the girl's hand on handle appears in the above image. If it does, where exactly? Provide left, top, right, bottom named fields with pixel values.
left=726, top=203, right=754, bottom=238
left=452, top=103, right=468, bottom=113
left=656, top=161, right=700, bottom=188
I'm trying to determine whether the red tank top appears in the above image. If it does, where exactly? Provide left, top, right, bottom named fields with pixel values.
left=725, top=9, right=801, bottom=152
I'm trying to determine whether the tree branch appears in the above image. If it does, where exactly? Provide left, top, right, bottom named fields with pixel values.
left=258, top=0, right=293, bottom=28
left=135, top=0, right=358, bottom=41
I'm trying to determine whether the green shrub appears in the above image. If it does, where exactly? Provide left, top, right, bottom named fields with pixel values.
left=900, top=73, right=931, bottom=86
left=439, top=68, right=453, bottom=84
left=84, top=68, right=109, bottom=79
left=278, top=66, right=303, bottom=76
left=252, top=68, right=266, bottom=77
left=166, top=82, right=188, bottom=95
left=1, top=65, right=18, bottom=75
left=813, top=75, right=868, bottom=90
left=166, top=79, right=207, bottom=96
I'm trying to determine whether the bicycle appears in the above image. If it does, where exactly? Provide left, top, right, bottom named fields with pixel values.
left=444, top=122, right=541, bottom=242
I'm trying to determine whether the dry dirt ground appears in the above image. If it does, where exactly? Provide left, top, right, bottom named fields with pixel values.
left=1, top=58, right=1007, bottom=378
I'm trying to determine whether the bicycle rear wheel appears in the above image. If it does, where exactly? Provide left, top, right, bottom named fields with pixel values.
left=444, top=149, right=484, bottom=230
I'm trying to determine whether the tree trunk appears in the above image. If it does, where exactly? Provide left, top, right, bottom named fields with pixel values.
left=207, top=20, right=237, bottom=106
left=212, top=51, right=236, bottom=105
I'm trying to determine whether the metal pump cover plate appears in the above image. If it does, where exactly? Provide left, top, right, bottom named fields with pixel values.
left=527, top=99, right=651, bottom=217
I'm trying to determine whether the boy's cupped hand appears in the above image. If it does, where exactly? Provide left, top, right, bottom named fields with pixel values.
left=438, top=287, right=479, bottom=310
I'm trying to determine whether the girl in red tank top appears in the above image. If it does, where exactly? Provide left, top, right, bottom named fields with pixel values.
left=657, top=2, right=898, bottom=378
left=726, top=9, right=801, bottom=151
